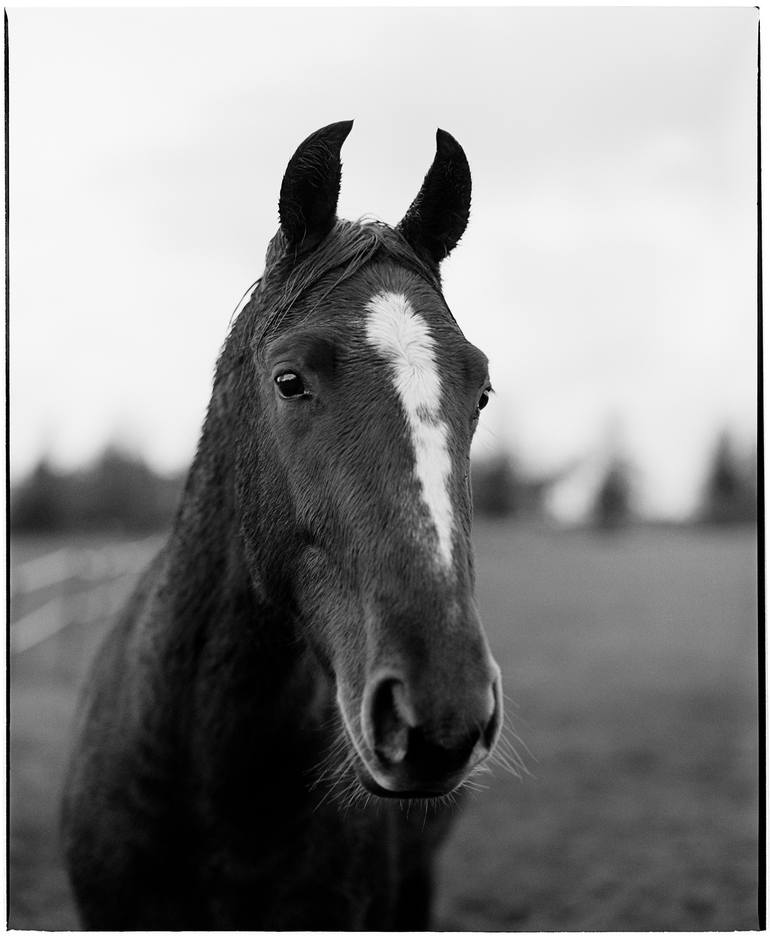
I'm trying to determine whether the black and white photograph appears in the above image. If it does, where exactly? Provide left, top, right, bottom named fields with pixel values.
left=7, top=6, right=760, bottom=931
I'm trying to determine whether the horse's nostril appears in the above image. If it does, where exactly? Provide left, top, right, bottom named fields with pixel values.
left=361, top=667, right=503, bottom=792
left=482, top=685, right=496, bottom=742
left=406, top=724, right=481, bottom=776
left=369, top=677, right=411, bottom=766
left=481, top=677, right=502, bottom=751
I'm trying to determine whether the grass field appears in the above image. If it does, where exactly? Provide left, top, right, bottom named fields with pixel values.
left=9, top=523, right=760, bottom=931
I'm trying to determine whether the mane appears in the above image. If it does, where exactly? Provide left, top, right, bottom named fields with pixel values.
left=258, top=220, right=438, bottom=335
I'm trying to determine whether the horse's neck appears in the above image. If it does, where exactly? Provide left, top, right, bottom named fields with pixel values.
left=169, top=401, right=245, bottom=606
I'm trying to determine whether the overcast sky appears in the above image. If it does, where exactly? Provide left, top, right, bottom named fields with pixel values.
left=9, top=7, right=757, bottom=519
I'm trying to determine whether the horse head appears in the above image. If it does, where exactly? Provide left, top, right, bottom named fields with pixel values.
left=234, top=121, right=502, bottom=799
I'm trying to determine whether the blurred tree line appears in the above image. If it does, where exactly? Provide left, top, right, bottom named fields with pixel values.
left=11, top=446, right=185, bottom=533
left=471, top=453, right=561, bottom=520
left=471, top=427, right=756, bottom=529
left=11, top=428, right=756, bottom=533
left=591, top=454, right=634, bottom=531
left=471, top=449, right=637, bottom=529
left=698, top=430, right=757, bottom=526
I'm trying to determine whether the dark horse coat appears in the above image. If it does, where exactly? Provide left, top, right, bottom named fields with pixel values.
left=62, top=121, right=503, bottom=930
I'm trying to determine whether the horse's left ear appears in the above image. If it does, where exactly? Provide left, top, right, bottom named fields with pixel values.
left=397, top=128, right=472, bottom=265
left=279, top=120, right=354, bottom=256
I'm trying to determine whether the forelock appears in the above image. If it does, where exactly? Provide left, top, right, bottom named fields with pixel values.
left=257, top=221, right=440, bottom=344
left=214, top=219, right=444, bottom=391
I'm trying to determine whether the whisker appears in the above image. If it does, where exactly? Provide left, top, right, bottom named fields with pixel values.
left=502, top=692, right=521, bottom=710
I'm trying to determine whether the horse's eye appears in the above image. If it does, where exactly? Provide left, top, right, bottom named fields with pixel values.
left=477, top=389, right=491, bottom=412
left=275, top=372, right=306, bottom=399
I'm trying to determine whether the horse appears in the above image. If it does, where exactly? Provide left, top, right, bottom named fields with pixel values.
left=61, top=120, right=504, bottom=931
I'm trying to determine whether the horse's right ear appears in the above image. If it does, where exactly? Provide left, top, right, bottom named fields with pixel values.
left=278, top=120, right=354, bottom=257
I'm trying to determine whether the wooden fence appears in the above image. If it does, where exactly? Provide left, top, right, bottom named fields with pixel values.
left=10, top=536, right=163, bottom=655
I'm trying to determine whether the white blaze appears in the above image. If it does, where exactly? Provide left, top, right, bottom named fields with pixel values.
left=365, top=291, right=454, bottom=569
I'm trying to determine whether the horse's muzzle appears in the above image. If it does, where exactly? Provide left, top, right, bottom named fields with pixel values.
left=356, top=663, right=503, bottom=798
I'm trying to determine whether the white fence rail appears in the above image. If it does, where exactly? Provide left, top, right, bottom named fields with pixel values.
left=10, top=535, right=163, bottom=655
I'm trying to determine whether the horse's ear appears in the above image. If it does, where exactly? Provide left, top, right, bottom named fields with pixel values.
left=278, top=120, right=354, bottom=256
left=397, top=129, right=472, bottom=265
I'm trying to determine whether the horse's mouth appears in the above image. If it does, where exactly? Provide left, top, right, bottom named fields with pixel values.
left=355, top=767, right=463, bottom=800
left=350, top=748, right=476, bottom=800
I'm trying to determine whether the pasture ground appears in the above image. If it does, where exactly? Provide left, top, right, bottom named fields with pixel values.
left=9, top=523, right=760, bottom=931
